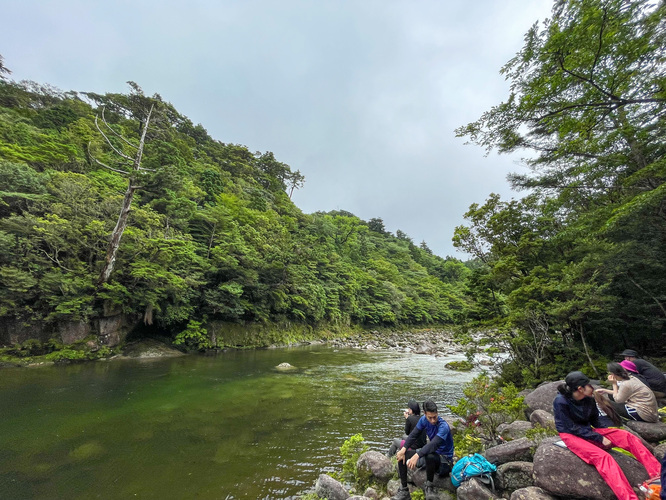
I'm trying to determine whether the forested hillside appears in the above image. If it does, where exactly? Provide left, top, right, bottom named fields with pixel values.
left=0, top=77, right=469, bottom=348
left=0, top=0, right=664, bottom=385
left=454, top=0, right=666, bottom=384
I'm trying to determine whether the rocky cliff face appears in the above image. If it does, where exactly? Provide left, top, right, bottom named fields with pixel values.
left=0, top=314, right=140, bottom=347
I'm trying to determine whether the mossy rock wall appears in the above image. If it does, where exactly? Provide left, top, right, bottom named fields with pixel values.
left=206, top=321, right=361, bottom=348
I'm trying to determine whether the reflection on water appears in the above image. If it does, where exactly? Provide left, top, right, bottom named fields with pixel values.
left=0, top=346, right=477, bottom=499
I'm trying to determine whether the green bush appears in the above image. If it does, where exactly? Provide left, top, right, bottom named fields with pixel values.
left=173, top=320, right=212, bottom=351
left=45, top=348, right=86, bottom=363
left=448, top=374, right=526, bottom=447
left=338, top=433, right=368, bottom=485
left=445, top=360, right=474, bottom=371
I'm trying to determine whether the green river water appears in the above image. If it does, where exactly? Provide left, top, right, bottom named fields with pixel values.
left=0, top=345, right=477, bottom=499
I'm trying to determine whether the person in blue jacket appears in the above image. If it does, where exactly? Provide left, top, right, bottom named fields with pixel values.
left=393, top=400, right=454, bottom=500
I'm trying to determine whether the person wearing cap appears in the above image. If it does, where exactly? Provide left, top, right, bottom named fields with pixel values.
left=386, top=400, right=427, bottom=457
left=595, top=362, right=659, bottom=423
left=554, top=371, right=660, bottom=500
left=619, top=360, right=649, bottom=387
left=620, top=349, right=666, bottom=398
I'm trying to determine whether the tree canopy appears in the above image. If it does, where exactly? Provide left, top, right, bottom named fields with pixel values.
left=456, top=0, right=666, bottom=385
left=0, top=79, right=469, bottom=341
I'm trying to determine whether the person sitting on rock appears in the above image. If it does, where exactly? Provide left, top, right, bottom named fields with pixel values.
left=554, top=371, right=660, bottom=500
left=595, top=362, right=659, bottom=423
left=393, top=400, right=453, bottom=500
left=661, top=453, right=666, bottom=500
left=621, top=349, right=666, bottom=399
left=387, top=400, right=427, bottom=457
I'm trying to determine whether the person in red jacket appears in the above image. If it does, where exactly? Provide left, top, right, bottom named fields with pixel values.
left=554, top=371, right=660, bottom=500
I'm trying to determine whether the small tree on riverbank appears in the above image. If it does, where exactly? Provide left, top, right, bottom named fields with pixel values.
left=448, top=374, right=526, bottom=450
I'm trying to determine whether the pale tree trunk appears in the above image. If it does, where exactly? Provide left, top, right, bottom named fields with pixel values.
left=578, top=323, right=599, bottom=378
left=97, top=105, right=153, bottom=286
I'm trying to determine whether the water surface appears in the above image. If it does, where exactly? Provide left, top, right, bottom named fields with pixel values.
left=0, top=345, right=476, bottom=499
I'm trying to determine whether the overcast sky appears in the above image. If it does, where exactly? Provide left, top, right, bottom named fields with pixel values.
left=1, top=0, right=553, bottom=258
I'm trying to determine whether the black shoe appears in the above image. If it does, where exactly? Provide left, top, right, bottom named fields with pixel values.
left=424, top=481, right=438, bottom=500
left=391, top=486, right=411, bottom=500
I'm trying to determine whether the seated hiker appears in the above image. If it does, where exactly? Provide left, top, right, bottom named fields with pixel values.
left=554, top=371, right=660, bottom=500
left=661, top=453, right=666, bottom=500
left=393, top=400, right=453, bottom=500
left=621, top=349, right=666, bottom=399
left=387, top=400, right=426, bottom=457
left=595, top=362, right=659, bottom=423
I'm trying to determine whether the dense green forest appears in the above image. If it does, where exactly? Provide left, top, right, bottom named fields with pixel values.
left=1, top=0, right=665, bottom=386
left=0, top=71, right=469, bottom=348
left=453, top=0, right=666, bottom=384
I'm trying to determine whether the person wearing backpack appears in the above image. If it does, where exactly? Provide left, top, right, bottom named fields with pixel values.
left=554, top=371, right=660, bottom=500
left=393, top=400, right=453, bottom=500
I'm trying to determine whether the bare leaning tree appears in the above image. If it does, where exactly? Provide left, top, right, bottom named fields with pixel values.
left=89, top=104, right=154, bottom=286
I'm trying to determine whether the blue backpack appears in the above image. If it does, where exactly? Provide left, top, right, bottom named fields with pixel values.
left=451, top=453, right=497, bottom=488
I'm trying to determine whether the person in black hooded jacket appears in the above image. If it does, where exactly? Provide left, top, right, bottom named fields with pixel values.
left=386, top=400, right=426, bottom=456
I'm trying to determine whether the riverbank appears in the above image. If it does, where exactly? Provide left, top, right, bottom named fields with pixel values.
left=0, top=325, right=483, bottom=369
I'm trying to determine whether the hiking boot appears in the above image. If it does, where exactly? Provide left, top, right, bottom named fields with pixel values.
left=424, top=480, right=438, bottom=500
left=391, top=486, right=411, bottom=500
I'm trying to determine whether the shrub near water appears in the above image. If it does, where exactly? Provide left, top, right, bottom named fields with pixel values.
left=448, top=374, right=525, bottom=450
left=337, top=433, right=369, bottom=485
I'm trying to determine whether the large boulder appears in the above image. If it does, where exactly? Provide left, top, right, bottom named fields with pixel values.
left=484, top=438, right=535, bottom=465
left=496, top=461, right=534, bottom=496
left=624, top=420, right=666, bottom=442
left=362, top=487, right=379, bottom=499
left=529, top=410, right=555, bottom=431
left=357, top=451, right=393, bottom=485
left=509, top=486, right=557, bottom=500
left=532, top=438, right=649, bottom=499
left=498, top=421, right=533, bottom=441
left=524, top=382, right=562, bottom=414
left=315, top=474, right=350, bottom=500
left=456, top=477, right=504, bottom=500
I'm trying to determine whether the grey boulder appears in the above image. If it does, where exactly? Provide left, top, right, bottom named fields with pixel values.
left=523, top=382, right=561, bottom=414
left=498, top=421, right=533, bottom=441
left=496, top=461, right=534, bottom=496
left=357, top=451, right=393, bottom=484
left=408, top=467, right=456, bottom=493
left=456, top=477, right=504, bottom=500
left=624, top=420, right=666, bottom=442
left=529, top=410, right=555, bottom=431
left=484, top=438, right=535, bottom=465
left=315, top=474, right=350, bottom=500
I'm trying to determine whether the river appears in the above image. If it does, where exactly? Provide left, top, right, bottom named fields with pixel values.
left=0, top=345, right=477, bottom=499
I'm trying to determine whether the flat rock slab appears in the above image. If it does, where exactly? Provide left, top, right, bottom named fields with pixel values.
left=510, top=486, right=557, bottom=500
left=532, top=438, right=649, bottom=499
left=121, top=339, right=185, bottom=358
left=484, top=437, right=536, bottom=465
